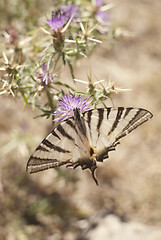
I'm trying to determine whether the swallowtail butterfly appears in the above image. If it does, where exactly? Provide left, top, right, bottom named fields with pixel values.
left=27, top=107, right=153, bottom=185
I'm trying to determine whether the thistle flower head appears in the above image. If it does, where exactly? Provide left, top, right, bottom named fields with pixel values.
left=47, top=10, right=67, bottom=32
left=35, top=63, right=56, bottom=89
left=47, top=5, right=80, bottom=32
left=94, top=0, right=109, bottom=34
left=96, top=10, right=109, bottom=23
left=54, top=94, right=90, bottom=121
left=63, top=5, right=80, bottom=21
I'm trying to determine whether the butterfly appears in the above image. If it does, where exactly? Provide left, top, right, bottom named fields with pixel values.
left=26, top=107, right=153, bottom=185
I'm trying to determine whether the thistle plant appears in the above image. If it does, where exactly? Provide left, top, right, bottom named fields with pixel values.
left=0, top=0, right=128, bottom=121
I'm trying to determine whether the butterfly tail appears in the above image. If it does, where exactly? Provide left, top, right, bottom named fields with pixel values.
left=91, top=165, right=98, bottom=185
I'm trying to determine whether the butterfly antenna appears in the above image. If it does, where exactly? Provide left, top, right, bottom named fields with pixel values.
left=91, top=166, right=98, bottom=185
left=102, top=102, right=108, bottom=108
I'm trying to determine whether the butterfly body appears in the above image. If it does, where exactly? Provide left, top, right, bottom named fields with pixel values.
left=27, top=107, right=153, bottom=185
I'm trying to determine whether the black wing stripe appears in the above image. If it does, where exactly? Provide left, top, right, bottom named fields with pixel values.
left=65, top=119, right=87, bottom=149
left=36, top=145, right=49, bottom=152
left=116, top=109, right=152, bottom=141
left=84, top=110, right=93, bottom=140
left=28, top=159, right=71, bottom=173
left=108, top=107, right=124, bottom=135
left=52, top=130, right=61, bottom=140
left=57, top=124, right=74, bottom=141
left=28, top=156, right=58, bottom=165
left=106, top=108, right=111, bottom=119
left=42, top=139, right=70, bottom=153
left=65, top=119, right=82, bottom=147
left=66, top=119, right=78, bottom=134
left=122, top=109, right=145, bottom=133
left=87, top=110, right=92, bottom=129
left=123, top=107, right=133, bottom=119
left=97, top=109, right=104, bottom=131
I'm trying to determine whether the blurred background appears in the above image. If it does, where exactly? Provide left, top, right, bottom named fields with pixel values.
left=0, top=0, right=161, bottom=239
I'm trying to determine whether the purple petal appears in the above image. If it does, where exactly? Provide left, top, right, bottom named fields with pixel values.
left=47, top=10, right=67, bottom=31
left=96, top=11, right=109, bottom=22
left=41, top=63, right=47, bottom=72
left=35, top=63, right=56, bottom=89
left=47, top=5, right=80, bottom=32
left=96, top=0, right=104, bottom=7
left=63, top=5, right=80, bottom=21
left=54, top=94, right=91, bottom=122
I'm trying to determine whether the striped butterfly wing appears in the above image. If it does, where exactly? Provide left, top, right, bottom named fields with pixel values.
left=27, top=117, right=91, bottom=174
left=83, top=107, right=153, bottom=162
left=27, top=107, right=152, bottom=184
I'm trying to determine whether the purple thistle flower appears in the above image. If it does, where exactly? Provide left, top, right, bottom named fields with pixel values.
left=47, top=5, right=80, bottom=32
left=63, top=5, right=80, bottom=21
left=47, top=10, right=67, bottom=32
left=96, top=10, right=109, bottom=23
left=94, top=0, right=109, bottom=34
left=35, top=63, right=56, bottom=89
left=95, top=0, right=104, bottom=7
left=54, top=94, right=91, bottom=122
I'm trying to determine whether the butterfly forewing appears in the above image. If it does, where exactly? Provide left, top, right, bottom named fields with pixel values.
left=27, top=117, right=88, bottom=173
left=83, top=107, right=153, bottom=161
